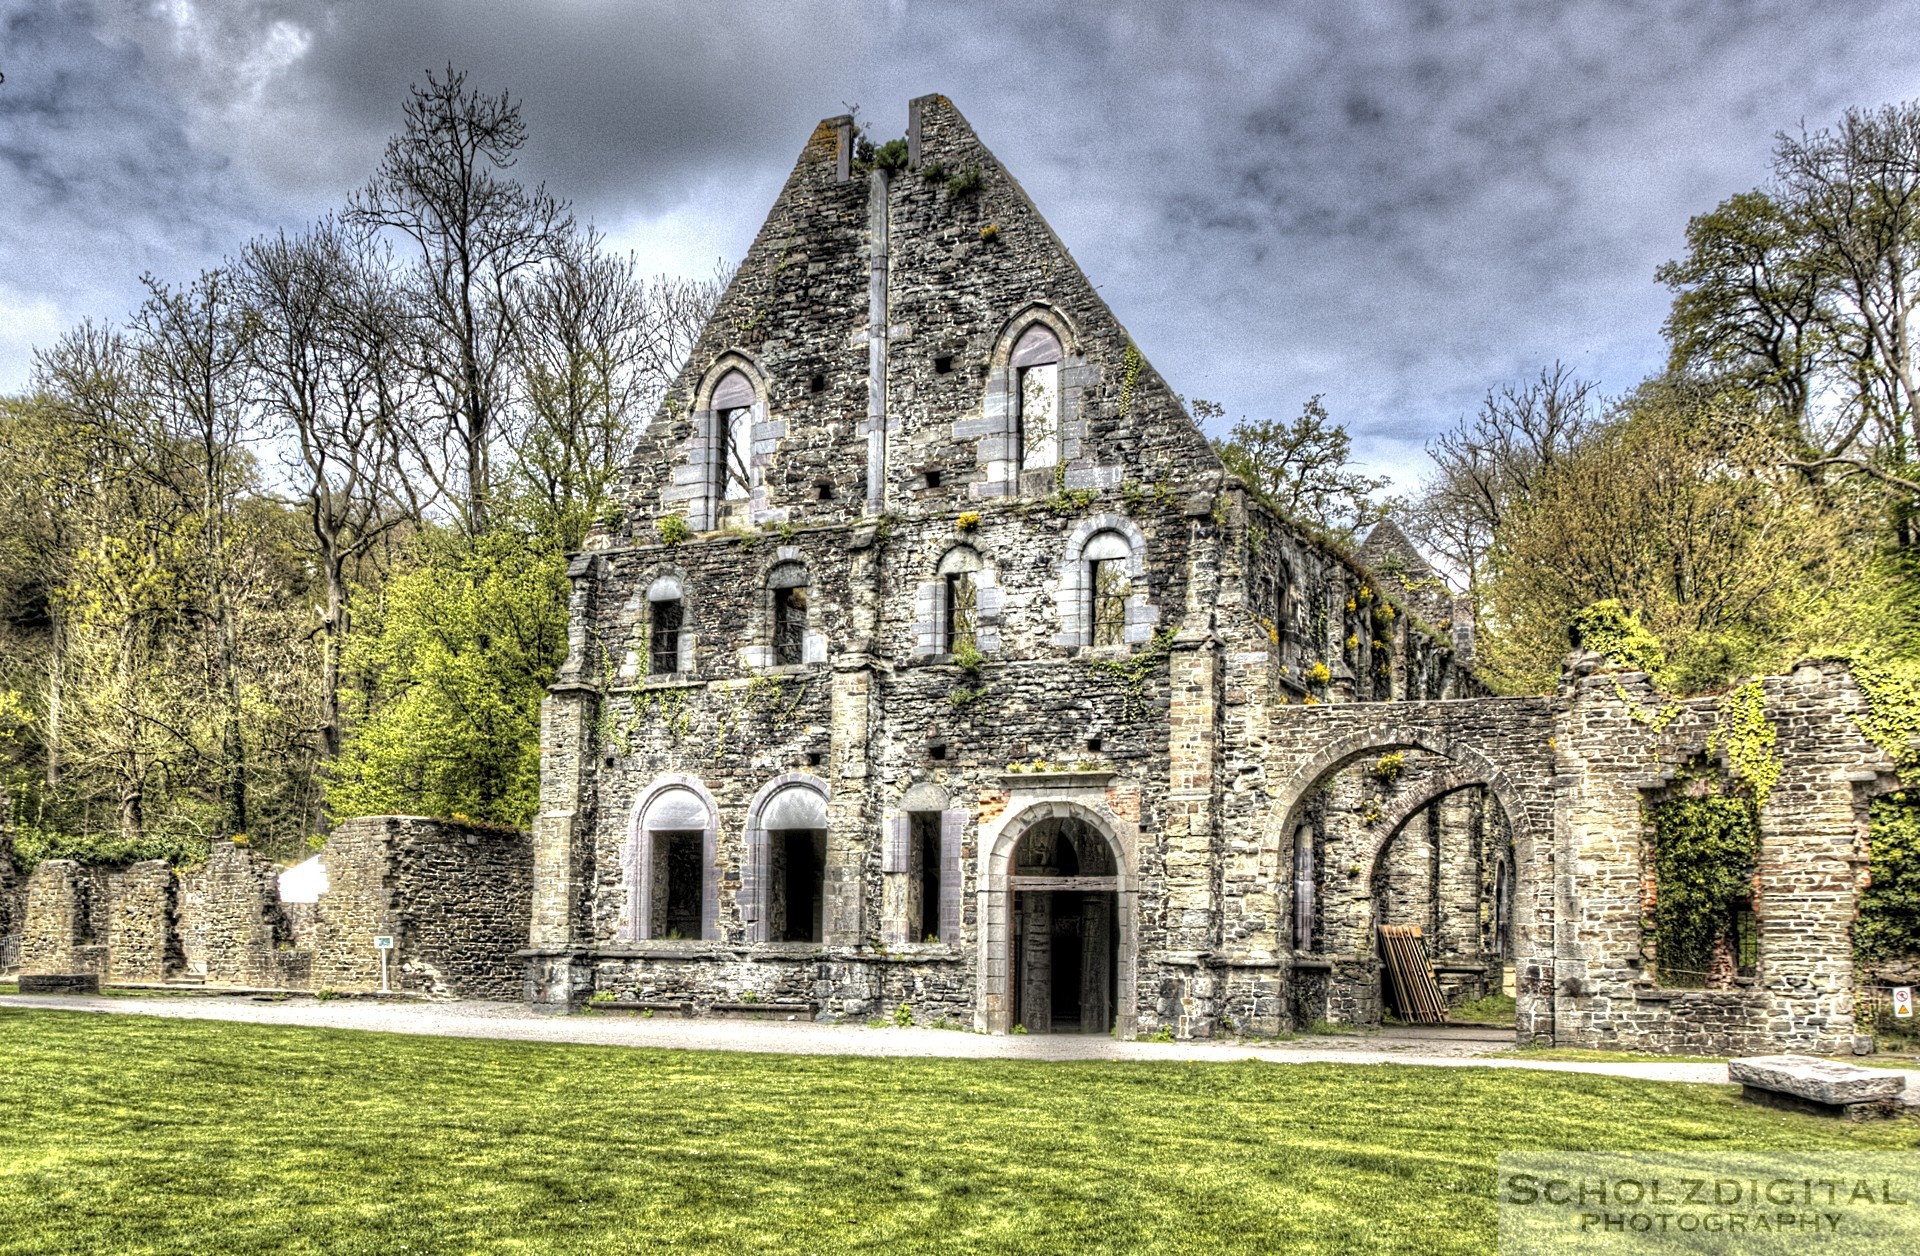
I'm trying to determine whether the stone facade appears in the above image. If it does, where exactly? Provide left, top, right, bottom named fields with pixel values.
left=523, top=95, right=1907, bottom=1056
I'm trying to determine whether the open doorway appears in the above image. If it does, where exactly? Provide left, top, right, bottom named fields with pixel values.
left=1010, top=819, right=1118, bottom=1033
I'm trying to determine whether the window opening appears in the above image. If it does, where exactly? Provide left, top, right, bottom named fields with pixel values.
left=910, top=811, right=942, bottom=943
left=1083, top=531, right=1131, bottom=648
left=770, top=565, right=809, bottom=666
left=650, top=599, right=683, bottom=674
left=771, top=830, right=825, bottom=942
left=1011, top=325, right=1062, bottom=472
left=712, top=369, right=756, bottom=506
left=1293, top=824, right=1317, bottom=950
left=944, top=571, right=977, bottom=654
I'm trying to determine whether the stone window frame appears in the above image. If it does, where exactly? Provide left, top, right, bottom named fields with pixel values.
left=962, top=304, right=1103, bottom=500
left=1053, top=514, right=1159, bottom=649
left=623, top=775, right=720, bottom=943
left=911, top=544, right=1003, bottom=659
left=664, top=352, right=786, bottom=531
left=644, top=573, right=692, bottom=677
left=615, top=565, right=698, bottom=681
left=739, top=772, right=831, bottom=944
left=738, top=547, right=828, bottom=671
left=881, top=782, right=967, bottom=947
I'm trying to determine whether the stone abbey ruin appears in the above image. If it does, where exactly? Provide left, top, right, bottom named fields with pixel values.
left=7, top=97, right=1910, bottom=1055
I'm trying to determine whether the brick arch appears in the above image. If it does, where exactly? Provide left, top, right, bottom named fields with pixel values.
left=977, top=797, right=1139, bottom=1036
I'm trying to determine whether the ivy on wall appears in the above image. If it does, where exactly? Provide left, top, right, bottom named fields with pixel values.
left=1649, top=791, right=1758, bottom=987
left=1858, top=792, right=1920, bottom=967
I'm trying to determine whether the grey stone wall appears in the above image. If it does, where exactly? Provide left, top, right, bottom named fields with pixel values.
left=314, top=816, right=532, bottom=999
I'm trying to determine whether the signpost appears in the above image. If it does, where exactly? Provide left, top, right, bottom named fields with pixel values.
left=374, top=935, right=394, bottom=994
left=1896, top=986, right=1913, bottom=1020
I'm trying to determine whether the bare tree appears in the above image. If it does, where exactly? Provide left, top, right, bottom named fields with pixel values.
left=1406, top=363, right=1599, bottom=607
left=508, top=232, right=727, bottom=548
left=241, top=220, right=425, bottom=759
left=130, top=269, right=255, bottom=838
left=347, top=66, right=572, bottom=535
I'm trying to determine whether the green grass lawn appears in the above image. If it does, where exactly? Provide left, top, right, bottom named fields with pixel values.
left=1, top=1009, right=1915, bottom=1254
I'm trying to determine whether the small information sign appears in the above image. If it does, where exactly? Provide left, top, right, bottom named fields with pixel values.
left=374, top=935, right=395, bottom=951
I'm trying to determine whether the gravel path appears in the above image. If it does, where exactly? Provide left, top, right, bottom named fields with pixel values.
left=0, top=992, right=1761, bottom=1086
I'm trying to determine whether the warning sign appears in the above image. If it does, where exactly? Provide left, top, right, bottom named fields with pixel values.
left=1896, top=986, right=1913, bottom=1019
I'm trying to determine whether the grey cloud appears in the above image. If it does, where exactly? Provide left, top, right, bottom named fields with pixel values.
left=6, top=0, right=1920, bottom=491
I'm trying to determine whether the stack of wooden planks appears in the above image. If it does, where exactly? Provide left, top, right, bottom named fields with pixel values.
left=1378, top=924, right=1449, bottom=1023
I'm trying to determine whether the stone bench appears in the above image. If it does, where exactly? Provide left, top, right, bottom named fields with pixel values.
left=17, top=973, right=101, bottom=995
left=1730, top=1055, right=1906, bottom=1121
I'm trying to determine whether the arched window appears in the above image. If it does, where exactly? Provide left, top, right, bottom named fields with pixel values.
left=712, top=369, right=756, bottom=510
left=1011, top=325, right=1061, bottom=472
left=1083, top=530, right=1131, bottom=647
left=769, top=562, right=810, bottom=666
left=936, top=547, right=982, bottom=656
left=632, top=782, right=717, bottom=941
left=646, top=575, right=686, bottom=675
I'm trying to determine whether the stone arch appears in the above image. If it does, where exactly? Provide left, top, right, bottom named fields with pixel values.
left=1053, top=513, right=1158, bottom=648
left=738, top=546, right=824, bottom=669
left=913, top=542, right=1003, bottom=659
left=616, top=562, right=697, bottom=679
left=1268, top=714, right=1551, bottom=1037
left=977, top=799, right=1138, bottom=1035
left=1273, top=724, right=1534, bottom=865
left=1364, top=767, right=1488, bottom=879
left=624, top=774, right=720, bottom=942
left=988, top=302, right=1078, bottom=368
left=740, top=772, right=831, bottom=943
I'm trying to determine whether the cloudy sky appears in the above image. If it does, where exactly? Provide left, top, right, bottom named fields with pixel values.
left=5, top=0, right=1920, bottom=490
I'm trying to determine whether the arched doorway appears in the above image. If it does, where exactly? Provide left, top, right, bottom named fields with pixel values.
left=1011, top=818, right=1118, bottom=1033
left=980, top=801, right=1137, bottom=1036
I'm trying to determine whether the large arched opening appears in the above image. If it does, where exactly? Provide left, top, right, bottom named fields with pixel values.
left=1271, top=727, right=1543, bottom=1036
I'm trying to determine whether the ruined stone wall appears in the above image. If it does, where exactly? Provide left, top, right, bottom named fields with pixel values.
left=1550, top=658, right=1897, bottom=1056
left=528, top=96, right=1483, bottom=1033
left=20, top=858, right=179, bottom=983
left=200, top=840, right=306, bottom=988
left=313, top=816, right=532, bottom=998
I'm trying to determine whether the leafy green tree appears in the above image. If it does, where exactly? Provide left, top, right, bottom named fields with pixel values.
left=327, top=527, right=568, bottom=830
left=1209, top=395, right=1393, bottom=542
left=1479, top=379, right=1863, bottom=693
